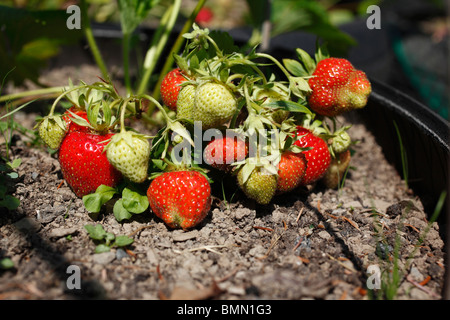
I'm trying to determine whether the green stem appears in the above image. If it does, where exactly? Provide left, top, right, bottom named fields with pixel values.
left=255, top=52, right=292, bottom=80
left=122, top=33, right=132, bottom=94
left=0, top=99, right=36, bottom=121
left=119, top=98, right=133, bottom=133
left=140, top=94, right=169, bottom=121
left=137, top=0, right=181, bottom=96
left=48, top=85, right=90, bottom=116
left=206, top=35, right=223, bottom=58
left=149, top=0, right=208, bottom=108
left=0, top=86, right=65, bottom=104
left=80, top=0, right=109, bottom=80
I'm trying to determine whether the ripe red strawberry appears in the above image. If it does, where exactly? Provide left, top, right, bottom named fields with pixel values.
left=293, top=126, right=331, bottom=185
left=59, top=131, right=122, bottom=197
left=276, top=151, right=307, bottom=193
left=203, top=135, right=248, bottom=172
left=195, top=7, right=213, bottom=26
left=160, top=68, right=189, bottom=111
left=308, top=58, right=371, bottom=117
left=147, top=170, right=211, bottom=230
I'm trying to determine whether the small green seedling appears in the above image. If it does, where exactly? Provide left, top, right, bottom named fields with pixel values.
left=0, top=257, right=14, bottom=270
left=84, top=224, right=134, bottom=253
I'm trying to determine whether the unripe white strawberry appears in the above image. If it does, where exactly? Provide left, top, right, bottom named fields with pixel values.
left=193, top=81, right=237, bottom=129
left=37, top=116, right=67, bottom=150
left=105, top=131, right=150, bottom=183
left=176, top=84, right=196, bottom=121
left=237, top=166, right=277, bottom=205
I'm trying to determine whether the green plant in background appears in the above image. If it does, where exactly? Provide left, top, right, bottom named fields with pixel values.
left=0, top=4, right=83, bottom=86
left=0, top=0, right=207, bottom=114
left=393, top=120, right=409, bottom=190
left=368, top=190, right=446, bottom=299
left=84, top=223, right=134, bottom=253
left=0, top=73, right=35, bottom=211
left=0, top=0, right=384, bottom=110
left=245, top=0, right=382, bottom=56
left=0, top=158, right=21, bottom=211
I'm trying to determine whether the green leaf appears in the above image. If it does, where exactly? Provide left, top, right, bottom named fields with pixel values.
left=265, top=100, right=312, bottom=114
left=6, top=172, right=18, bottom=179
left=295, top=48, right=316, bottom=75
left=0, top=6, right=82, bottom=85
left=283, top=59, right=309, bottom=77
left=0, top=258, right=14, bottom=270
left=82, top=185, right=117, bottom=213
left=0, top=195, right=20, bottom=210
left=289, top=76, right=312, bottom=99
left=114, top=235, right=134, bottom=247
left=122, top=187, right=149, bottom=214
left=95, top=244, right=111, bottom=253
left=118, top=0, right=160, bottom=35
left=113, top=199, right=133, bottom=222
left=208, top=30, right=239, bottom=55
left=270, top=0, right=356, bottom=56
left=104, top=232, right=115, bottom=246
left=84, top=224, right=107, bottom=241
left=7, top=158, right=21, bottom=169
left=245, top=0, right=268, bottom=27
left=0, top=185, right=6, bottom=197
left=241, top=163, right=256, bottom=185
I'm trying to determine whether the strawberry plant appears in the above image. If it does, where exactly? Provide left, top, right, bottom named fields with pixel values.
left=34, top=22, right=372, bottom=228
left=13, top=1, right=371, bottom=230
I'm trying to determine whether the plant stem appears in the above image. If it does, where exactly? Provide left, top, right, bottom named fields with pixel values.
left=0, top=100, right=36, bottom=121
left=80, top=0, right=109, bottom=80
left=119, top=98, right=133, bottom=134
left=149, top=0, right=208, bottom=108
left=393, top=120, right=408, bottom=190
left=137, top=0, right=181, bottom=96
left=0, top=87, right=65, bottom=104
left=255, top=52, right=292, bottom=80
left=122, top=33, right=132, bottom=94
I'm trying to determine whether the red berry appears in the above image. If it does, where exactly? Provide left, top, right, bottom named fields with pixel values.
left=147, top=170, right=211, bottom=230
left=59, top=131, right=122, bottom=197
left=276, top=151, right=307, bottom=193
left=195, top=7, right=213, bottom=25
left=308, top=58, right=371, bottom=116
left=203, top=135, right=248, bottom=172
left=293, top=126, right=331, bottom=185
left=160, top=68, right=188, bottom=111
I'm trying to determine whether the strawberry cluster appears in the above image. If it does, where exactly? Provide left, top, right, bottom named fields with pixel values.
left=37, top=24, right=371, bottom=230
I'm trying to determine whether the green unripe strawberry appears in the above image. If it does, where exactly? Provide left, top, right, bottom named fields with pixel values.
left=38, top=116, right=67, bottom=150
left=193, top=81, right=237, bottom=129
left=105, top=131, right=151, bottom=183
left=322, top=149, right=351, bottom=189
left=176, top=84, right=196, bottom=121
left=331, top=129, right=351, bottom=154
left=237, top=166, right=277, bottom=205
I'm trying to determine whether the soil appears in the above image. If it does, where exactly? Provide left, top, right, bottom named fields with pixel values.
left=0, top=52, right=447, bottom=301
